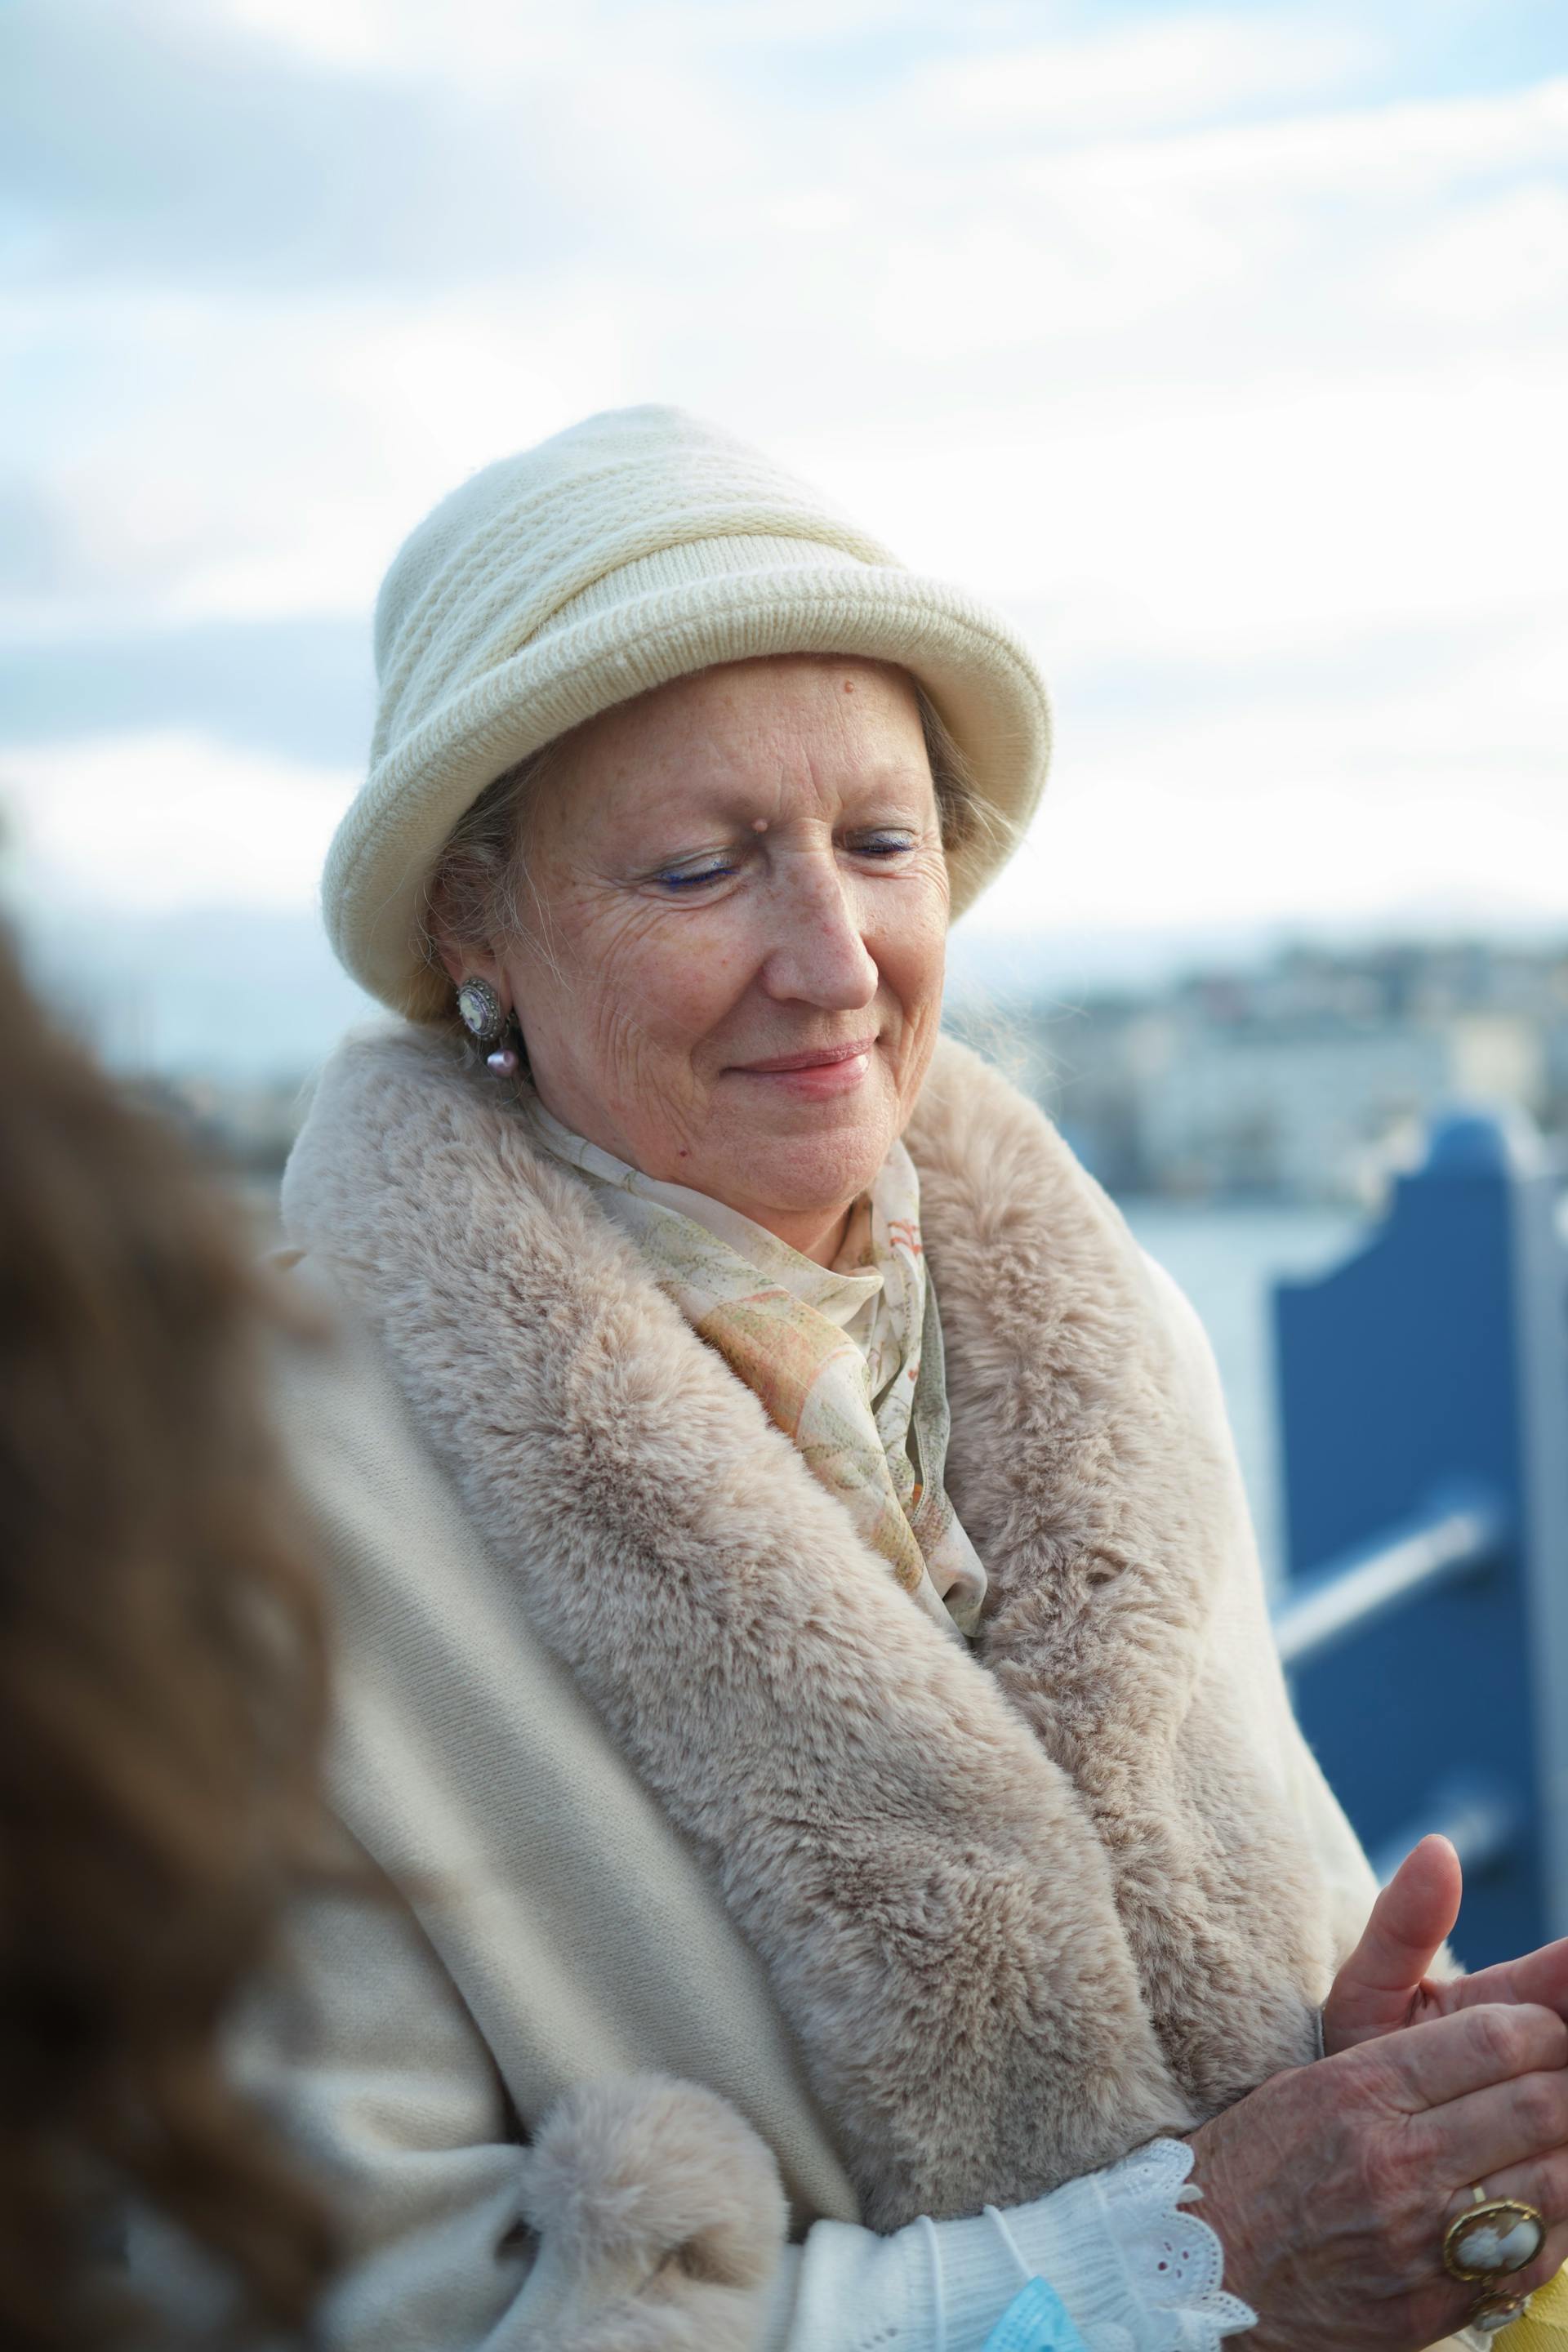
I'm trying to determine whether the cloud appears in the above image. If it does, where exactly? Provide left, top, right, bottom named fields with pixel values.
left=7, top=0, right=1508, bottom=306
left=0, top=281, right=636, bottom=639
left=0, top=731, right=355, bottom=913
left=1390, top=179, right=1568, bottom=321
left=0, top=0, right=582, bottom=290
left=2, top=0, right=1566, bottom=970
left=880, top=364, right=1568, bottom=658
left=11, top=898, right=377, bottom=1079
left=7, top=52, right=1564, bottom=639
left=207, top=0, right=1067, bottom=87
left=902, top=10, right=1375, bottom=140
left=0, top=482, right=91, bottom=595
left=965, top=587, right=1568, bottom=940
left=0, top=617, right=372, bottom=764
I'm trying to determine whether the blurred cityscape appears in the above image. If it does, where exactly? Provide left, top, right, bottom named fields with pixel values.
left=954, top=934, right=1567, bottom=1204
left=138, top=929, right=1568, bottom=1206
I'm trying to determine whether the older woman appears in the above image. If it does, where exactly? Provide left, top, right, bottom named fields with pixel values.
left=159, top=408, right=1568, bottom=2350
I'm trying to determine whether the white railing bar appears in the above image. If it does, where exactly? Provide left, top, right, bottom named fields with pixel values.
left=1273, top=1493, right=1510, bottom=1675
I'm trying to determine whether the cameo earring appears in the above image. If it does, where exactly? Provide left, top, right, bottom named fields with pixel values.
left=456, top=977, right=522, bottom=1076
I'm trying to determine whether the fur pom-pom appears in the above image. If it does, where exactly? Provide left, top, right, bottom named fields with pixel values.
left=516, top=2074, right=789, bottom=2350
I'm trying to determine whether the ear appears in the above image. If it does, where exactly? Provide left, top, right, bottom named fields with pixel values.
left=433, top=933, right=504, bottom=991
left=428, top=885, right=509, bottom=1001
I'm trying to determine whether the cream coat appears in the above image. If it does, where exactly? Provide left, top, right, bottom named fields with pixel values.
left=217, top=1024, right=1379, bottom=2347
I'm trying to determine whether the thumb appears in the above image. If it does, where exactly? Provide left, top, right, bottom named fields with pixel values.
left=1322, top=1835, right=1462, bottom=2054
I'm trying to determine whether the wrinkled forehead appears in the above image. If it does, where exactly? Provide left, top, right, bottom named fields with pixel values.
left=580, top=650, right=920, bottom=746
left=544, top=654, right=931, bottom=807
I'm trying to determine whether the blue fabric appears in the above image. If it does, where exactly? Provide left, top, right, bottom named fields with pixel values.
left=980, top=2275, right=1094, bottom=2352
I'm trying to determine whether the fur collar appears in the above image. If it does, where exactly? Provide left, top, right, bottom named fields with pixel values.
left=282, top=1024, right=1330, bottom=2229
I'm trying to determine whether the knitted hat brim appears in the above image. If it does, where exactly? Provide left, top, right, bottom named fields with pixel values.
left=326, top=554, right=1051, bottom=1013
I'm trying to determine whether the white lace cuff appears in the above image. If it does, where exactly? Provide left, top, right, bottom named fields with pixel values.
left=760, top=2134, right=1257, bottom=2352
left=1094, top=2138, right=1257, bottom=2346
left=995, top=2137, right=1256, bottom=2352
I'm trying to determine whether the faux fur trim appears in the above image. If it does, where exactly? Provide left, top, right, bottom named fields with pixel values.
left=282, top=1024, right=1329, bottom=2227
left=909, top=1049, right=1334, bottom=2112
left=516, top=2074, right=786, bottom=2351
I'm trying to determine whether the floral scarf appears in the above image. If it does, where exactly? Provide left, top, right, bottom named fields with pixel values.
left=519, top=1098, right=988, bottom=1644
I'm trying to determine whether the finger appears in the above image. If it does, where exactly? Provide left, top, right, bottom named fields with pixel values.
left=1419, top=2065, right=1568, bottom=2187
left=1441, top=2144, right=1568, bottom=2245
left=1449, top=1939, right=1568, bottom=2025
left=1325, top=1837, right=1463, bottom=2049
left=1374, top=2001, right=1568, bottom=2112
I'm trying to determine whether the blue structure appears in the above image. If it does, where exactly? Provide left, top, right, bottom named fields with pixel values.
left=1272, top=1108, right=1568, bottom=1968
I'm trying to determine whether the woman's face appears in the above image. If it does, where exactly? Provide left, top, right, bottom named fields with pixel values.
left=443, top=656, right=949, bottom=1261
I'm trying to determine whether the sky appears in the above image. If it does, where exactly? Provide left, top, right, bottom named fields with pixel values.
left=2, top=0, right=1566, bottom=1072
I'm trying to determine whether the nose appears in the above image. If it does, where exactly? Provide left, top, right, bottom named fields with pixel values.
left=758, top=848, right=879, bottom=1013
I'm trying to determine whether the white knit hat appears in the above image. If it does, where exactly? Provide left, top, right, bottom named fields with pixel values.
left=324, top=404, right=1052, bottom=1013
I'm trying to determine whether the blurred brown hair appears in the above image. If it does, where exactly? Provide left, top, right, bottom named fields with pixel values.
left=0, top=929, right=336, bottom=2345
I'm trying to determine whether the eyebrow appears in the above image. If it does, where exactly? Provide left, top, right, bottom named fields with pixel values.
left=662, top=760, right=935, bottom=813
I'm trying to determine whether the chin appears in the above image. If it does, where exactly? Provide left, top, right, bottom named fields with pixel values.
left=735, top=1127, right=891, bottom=1216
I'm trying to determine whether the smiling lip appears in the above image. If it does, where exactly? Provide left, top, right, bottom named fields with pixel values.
left=731, top=1038, right=877, bottom=1074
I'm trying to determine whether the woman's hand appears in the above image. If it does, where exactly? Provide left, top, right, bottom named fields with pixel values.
left=1325, top=1835, right=1568, bottom=2056
left=1187, top=2002, right=1568, bottom=2349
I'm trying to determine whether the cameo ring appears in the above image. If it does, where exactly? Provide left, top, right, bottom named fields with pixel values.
left=1444, top=2184, right=1545, bottom=2334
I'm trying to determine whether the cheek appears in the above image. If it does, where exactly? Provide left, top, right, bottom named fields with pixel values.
left=874, top=886, right=947, bottom=1031
left=572, top=905, right=755, bottom=1070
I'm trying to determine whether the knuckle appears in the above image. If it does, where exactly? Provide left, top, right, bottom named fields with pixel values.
left=1514, top=2074, right=1566, bottom=2146
left=1471, top=2003, right=1526, bottom=2074
left=1399, top=2114, right=1446, bottom=2184
left=1476, top=2003, right=1523, bottom=2060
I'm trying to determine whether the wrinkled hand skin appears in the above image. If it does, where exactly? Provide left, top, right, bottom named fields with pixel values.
left=1187, top=2004, right=1568, bottom=2350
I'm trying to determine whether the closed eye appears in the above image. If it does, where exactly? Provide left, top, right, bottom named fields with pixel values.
left=652, top=858, right=737, bottom=893
left=650, top=828, right=920, bottom=891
